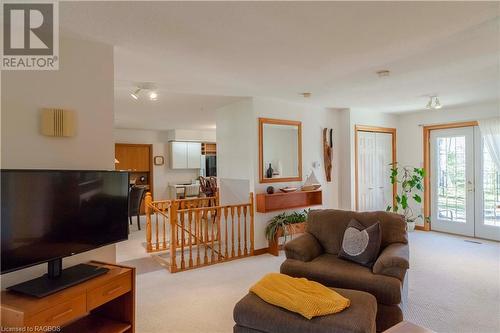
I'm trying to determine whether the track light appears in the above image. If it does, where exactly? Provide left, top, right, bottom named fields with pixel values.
left=426, top=96, right=443, bottom=110
left=130, top=89, right=141, bottom=100
left=434, top=97, right=442, bottom=109
left=130, top=84, right=159, bottom=101
left=426, top=97, right=433, bottom=109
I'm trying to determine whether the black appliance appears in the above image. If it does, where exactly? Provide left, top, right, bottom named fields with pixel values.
left=206, top=156, right=217, bottom=177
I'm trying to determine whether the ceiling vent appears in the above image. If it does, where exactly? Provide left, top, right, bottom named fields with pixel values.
left=41, top=108, right=75, bottom=137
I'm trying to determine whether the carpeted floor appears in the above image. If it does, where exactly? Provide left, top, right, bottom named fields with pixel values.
left=117, top=219, right=500, bottom=333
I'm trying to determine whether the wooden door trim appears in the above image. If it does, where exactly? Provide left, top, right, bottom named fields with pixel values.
left=422, top=121, right=478, bottom=231
left=354, top=125, right=397, bottom=211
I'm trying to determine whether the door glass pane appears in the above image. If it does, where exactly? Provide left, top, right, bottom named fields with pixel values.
left=483, top=142, right=500, bottom=227
left=437, top=136, right=466, bottom=223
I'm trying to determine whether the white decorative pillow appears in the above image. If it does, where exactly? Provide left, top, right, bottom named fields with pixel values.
left=338, top=219, right=381, bottom=267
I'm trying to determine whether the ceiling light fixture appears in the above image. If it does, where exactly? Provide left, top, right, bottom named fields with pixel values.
left=300, top=92, right=312, bottom=98
left=149, top=91, right=158, bottom=101
left=426, top=96, right=443, bottom=110
left=130, top=83, right=159, bottom=101
left=130, top=88, right=141, bottom=100
left=434, top=97, right=442, bottom=109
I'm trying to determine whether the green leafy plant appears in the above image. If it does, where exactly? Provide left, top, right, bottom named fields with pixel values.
left=265, top=210, right=309, bottom=241
left=386, top=164, right=425, bottom=223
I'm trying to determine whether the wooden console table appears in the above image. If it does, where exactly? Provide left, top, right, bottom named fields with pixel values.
left=1, top=261, right=135, bottom=333
left=256, top=190, right=322, bottom=213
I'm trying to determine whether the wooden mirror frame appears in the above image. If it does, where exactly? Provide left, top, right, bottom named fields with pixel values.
left=258, top=117, right=302, bottom=183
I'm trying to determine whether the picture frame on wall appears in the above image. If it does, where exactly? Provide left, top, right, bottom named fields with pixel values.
left=153, top=156, right=164, bottom=166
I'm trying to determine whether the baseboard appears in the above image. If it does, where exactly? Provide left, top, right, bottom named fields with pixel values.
left=253, top=247, right=269, bottom=255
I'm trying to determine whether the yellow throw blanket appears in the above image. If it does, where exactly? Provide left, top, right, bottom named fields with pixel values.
left=250, top=273, right=350, bottom=319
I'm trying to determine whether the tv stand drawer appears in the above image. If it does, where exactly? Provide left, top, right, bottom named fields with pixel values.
left=1, top=262, right=135, bottom=333
left=87, top=273, right=132, bottom=310
left=28, top=294, right=86, bottom=328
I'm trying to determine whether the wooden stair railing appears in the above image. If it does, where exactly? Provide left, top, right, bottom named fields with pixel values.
left=144, top=192, right=254, bottom=273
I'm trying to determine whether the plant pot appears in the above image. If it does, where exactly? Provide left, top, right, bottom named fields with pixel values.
left=406, top=221, right=416, bottom=232
left=268, top=221, right=307, bottom=256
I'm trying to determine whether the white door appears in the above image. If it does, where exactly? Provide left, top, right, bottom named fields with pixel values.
left=357, top=131, right=393, bottom=211
left=430, top=126, right=500, bottom=241
left=375, top=132, right=394, bottom=210
left=430, top=127, right=475, bottom=236
left=358, top=131, right=376, bottom=210
left=474, top=128, right=500, bottom=241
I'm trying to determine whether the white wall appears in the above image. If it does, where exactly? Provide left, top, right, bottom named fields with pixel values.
left=337, top=109, right=352, bottom=210
left=216, top=99, right=255, bottom=189
left=397, top=100, right=500, bottom=226
left=0, top=37, right=116, bottom=288
left=216, top=97, right=342, bottom=249
left=167, top=129, right=216, bottom=142
left=114, top=128, right=214, bottom=200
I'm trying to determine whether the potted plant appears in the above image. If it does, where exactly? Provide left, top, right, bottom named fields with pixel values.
left=265, top=210, right=309, bottom=255
left=386, top=164, right=425, bottom=231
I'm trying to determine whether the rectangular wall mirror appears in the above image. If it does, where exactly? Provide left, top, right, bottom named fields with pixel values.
left=259, top=118, right=302, bottom=183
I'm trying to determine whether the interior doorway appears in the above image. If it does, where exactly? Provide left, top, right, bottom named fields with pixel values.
left=427, top=124, right=500, bottom=241
left=355, top=125, right=396, bottom=211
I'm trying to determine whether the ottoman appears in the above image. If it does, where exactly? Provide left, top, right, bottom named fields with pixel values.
left=233, top=287, right=377, bottom=333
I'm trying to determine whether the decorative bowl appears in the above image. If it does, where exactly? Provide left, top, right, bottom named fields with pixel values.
left=301, top=184, right=321, bottom=191
left=280, top=187, right=298, bottom=193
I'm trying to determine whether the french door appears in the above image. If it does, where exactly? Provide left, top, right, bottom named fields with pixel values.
left=430, top=126, right=500, bottom=241
left=356, top=130, right=394, bottom=211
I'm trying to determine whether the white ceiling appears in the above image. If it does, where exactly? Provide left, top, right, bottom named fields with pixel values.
left=60, top=2, right=500, bottom=130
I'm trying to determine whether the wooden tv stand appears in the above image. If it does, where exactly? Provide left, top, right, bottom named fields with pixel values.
left=1, top=261, right=135, bottom=333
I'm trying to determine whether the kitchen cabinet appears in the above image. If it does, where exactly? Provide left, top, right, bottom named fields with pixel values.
left=115, top=143, right=153, bottom=214
left=169, top=142, right=201, bottom=169
left=115, top=144, right=151, bottom=172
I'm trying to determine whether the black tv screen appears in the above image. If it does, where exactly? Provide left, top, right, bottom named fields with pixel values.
left=1, top=170, right=129, bottom=274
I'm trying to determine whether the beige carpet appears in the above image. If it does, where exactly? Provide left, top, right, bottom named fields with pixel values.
left=118, top=220, right=500, bottom=333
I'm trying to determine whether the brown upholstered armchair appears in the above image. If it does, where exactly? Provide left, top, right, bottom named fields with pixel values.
left=280, top=209, right=409, bottom=332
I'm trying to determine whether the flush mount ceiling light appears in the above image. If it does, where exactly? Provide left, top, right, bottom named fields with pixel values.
left=130, top=89, right=141, bottom=100
left=130, top=83, right=158, bottom=101
left=426, top=96, right=443, bottom=110
left=149, top=91, right=158, bottom=101
left=300, top=92, right=312, bottom=98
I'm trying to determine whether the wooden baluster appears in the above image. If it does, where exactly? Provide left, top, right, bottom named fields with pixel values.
left=237, top=206, right=242, bottom=257
left=249, top=193, right=255, bottom=255
left=155, top=210, right=159, bottom=250
left=211, top=208, right=215, bottom=263
left=169, top=201, right=178, bottom=272
left=231, top=206, right=235, bottom=258
left=180, top=211, right=185, bottom=269
left=217, top=207, right=222, bottom=261
left=204, top=209, right=209, bottom=264
left=176, top=201, right=180, bottom=246
left=196, top=210, right=201, bottom=266
left=162, top=214, right=167, bottom=250
left=145, top=192, right=152, bottom=252
left=201, top=208, right=207, bottom=243
left=224, top=207, right=229, bottom=259
left=243, top=206, right=248, bottom=256
left=188, top=210, right=193, bottom=268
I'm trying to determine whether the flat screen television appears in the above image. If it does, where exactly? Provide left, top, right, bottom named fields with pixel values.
left=1, top=169, right=129, bottom=297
